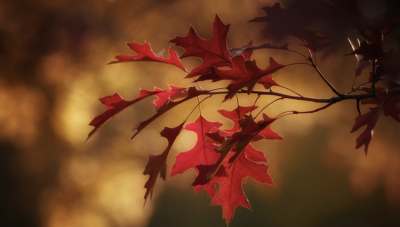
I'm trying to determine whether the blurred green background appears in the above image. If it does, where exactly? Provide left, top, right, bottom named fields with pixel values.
left=1, top=0, right=400, bottom=226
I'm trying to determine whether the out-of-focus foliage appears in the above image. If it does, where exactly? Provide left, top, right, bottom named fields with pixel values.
left=1, top=0, right=400, bottom=226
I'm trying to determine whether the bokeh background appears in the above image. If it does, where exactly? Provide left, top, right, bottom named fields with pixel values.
left=1, top=0, right=400, bottom=226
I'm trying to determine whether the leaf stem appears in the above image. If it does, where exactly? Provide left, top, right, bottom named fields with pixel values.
left=276, top=102, right=334, bottom=119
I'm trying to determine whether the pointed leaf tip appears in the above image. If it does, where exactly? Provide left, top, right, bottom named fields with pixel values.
left=109, top=42, right=186, bottom=71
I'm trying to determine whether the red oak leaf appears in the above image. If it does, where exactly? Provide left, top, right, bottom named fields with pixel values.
left=193, top=56, right=246, bottom=83
left=87, top=89, right=163, bottom=140
left=351, top=106, right=382, bottom=154
left=218, top=106, right=257, bottom=132
left=360, top=88, right=400, bottom=123
left=170, top=115, right=222, bottom=196
left=143, top=123, right=185, bottom=203
left=224, top=57, right=284, bottom=101
left=195, top=56, right=281, bottom=93
left=346, top=41, right=384, bottom=61
left=348, top=38, right=371, bottom=76
left=296, top=30, right=331, bottom=52
left=192, top=106, right=256, bottom=185
left=153, top=85, right=188, bottom=109
left=109, top=42, right=186, bottom=71
left=214, top=56, right=248, bottom=81
left=194, top=112, right=277, bottom=187
left=378, top=51, right=400, bottom=84
left=227, top=114, right=277, bottom=164
left=253, top=125, right=284, bottom=142
left=209, top=146, right=274, bottom=225
left=249, top=2, right=332, bottom=52
left=132, top=87, right=208, bottom=139
left=186, top=108, right=279, bottom=224
left=170, top=14, right=232, bottom=78
left=382, top=94, right=400, bottom=122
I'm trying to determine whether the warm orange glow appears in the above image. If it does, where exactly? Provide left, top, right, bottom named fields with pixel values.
left=1, top=0, right=400, bottom=226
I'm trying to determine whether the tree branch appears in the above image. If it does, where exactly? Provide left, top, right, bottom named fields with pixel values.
left=206, top=89, right=400, bottom=105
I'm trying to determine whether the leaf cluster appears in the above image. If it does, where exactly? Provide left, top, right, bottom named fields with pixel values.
left=87, top=1, right=400, bottom=224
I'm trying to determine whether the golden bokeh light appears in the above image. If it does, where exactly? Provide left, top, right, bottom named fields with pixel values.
left=1, top=0, right=400, bottom=226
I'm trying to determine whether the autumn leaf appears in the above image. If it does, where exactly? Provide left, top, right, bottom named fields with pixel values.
left=378, top=51, right=400, bottom=84
left=347, top=38, right=371, bottom=76
left=213, top=56, right=248, bottom=81
left=153, top=85, right=188, bottom=109
left=295, top=30, right=331, bottom=52
left=143, top=123, right=185, bottom=203
left=87, top=4, right=400, bottom=225
left=382, top=94, right=400, bottom=122
left=87, top=86, right=193, bottom=140
left=218, top=106, right=258, bottom=132
left=209, top=148, right=274, bottom=225
left=249, top=2, right=332, bottom=52
left=193, top=56, right=246, bottom=83
left=256, top=125, right=283, bottom=141
left=195, top=56, right=281, bottom=94
left=132, top=87, right=208, bottom=139
left=351, top=106, right=382, bottom=154
left=170, top=115, right=222, bottom=196
left=360, top=88, right=400, bottom=123
left=109, top=42, right=186, bottom=71
left=170, top=14, right=232, bottom=78
left=346, top=41, right=384, bottom=61
left=87, top=88, right=163, bottom=140
left=227, top=114, right=277, bottom=164
left=208, top=114, right=277, bottom=225
left=188, top=108, right=278, bottom=224
left=193, top=106, right=279, bottom=192
left=224, top=57, right=284, bottom=101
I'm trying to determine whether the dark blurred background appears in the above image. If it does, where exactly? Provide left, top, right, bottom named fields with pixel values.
left=0, top=0, right=400, bottom=226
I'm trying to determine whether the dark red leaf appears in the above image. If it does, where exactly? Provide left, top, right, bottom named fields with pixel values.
left=224, top=57, right=284, bottom=101
left=87, top=89, right=162, bottom=140
left=360, top=88, right=400, bottom=123
left=143, top=123, right=185, bottom=203
left=249, top=2, right=333, bottom=52
left=214, top=56, right=248, bottom=81
left=382, top=94, right=400, bottom=122
left=194, top=112, right=277, bottom=187
left=218, top=106, right=257, bottom=132
left=132, top=87, right=208, bottom=139
left=348, top=38, right=371, bottom=76
left=153, top=85, right=188, bottom=109
left=346, top=41, right=384, bottom=61
left=253, top=125, right=284, bottom=142
left=351, top=106, right=382, bottom=154
left=170, top=14, right=232, bottom=77
left=378, top=51, right=400, bottom=84
left=209, top=146, right=274, bottom=225
left=296, top=30, right=331, bottom=52
left=171, top=115, right=222, bottom=197
left=109, top=42, right=186, bottom=71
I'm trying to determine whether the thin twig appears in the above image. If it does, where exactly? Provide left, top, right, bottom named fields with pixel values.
left=310, top=60, right=343, bottom=97
left=276, top=102, right=334, bottom=119
left=371, top=58, right=376, bottom=93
